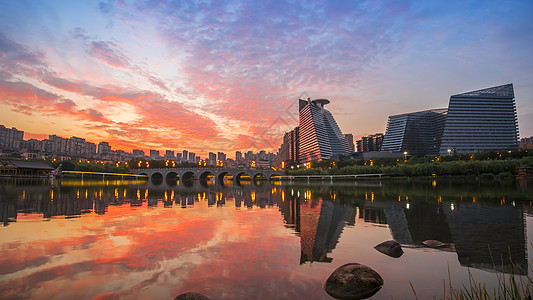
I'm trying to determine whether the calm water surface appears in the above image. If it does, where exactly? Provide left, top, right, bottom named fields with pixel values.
left=1, top=177, right=532, bottom=299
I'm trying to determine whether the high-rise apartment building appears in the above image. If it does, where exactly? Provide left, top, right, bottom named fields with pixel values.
left=298, top=98, right=351, bottom=162
left=42, top=135, right=96, bottom=159
left=381, top=109, right=447, bottom=156
left=209, top=152, right=217, bottom=165
left=278, top=135, right=290, bottom=164
left=278, top=127, right=300, bottom=165
left=0, top=125, right=24, bottom=151
left=356, top=133, right=384, bottom=153
left=245, top=151, right=253, bottom=161
left=439, top=84, right=519, bottom=154
left=98, top=142, right=111, bottom=155
left=217, top=152, right=226, bottom=161
left=344, top=133, right=355, bottom=153
left=288, top=127, right=299, bottom=164
left=149, top=149, right=160, bottom=159
left=164, top=150, right=175, bottom=160
left=132, top=149, right=145, bottom=157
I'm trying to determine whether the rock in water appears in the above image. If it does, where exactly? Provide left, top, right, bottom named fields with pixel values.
left=423, top=240, right=445, bottom=248
left=173, top=292, right=211, bottom=300
left=324, top=263, right=384, bottom=299
left=374, top=240, right=404, bottom=258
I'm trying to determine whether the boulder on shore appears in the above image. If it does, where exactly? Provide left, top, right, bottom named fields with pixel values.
left=173, top=292, right=211, bottom=300
left=423, top=239, right=445, bottom=248
left=374, top=240, right=403, bottom=258
left=323, top=263, right=384, bottom=299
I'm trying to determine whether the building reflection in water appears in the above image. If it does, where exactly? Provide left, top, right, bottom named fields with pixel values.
left=0, top=178, right=529, bottom=275
left=278, top=190, right=355, bottom=264
left=367, top=195, right=527, bottom=275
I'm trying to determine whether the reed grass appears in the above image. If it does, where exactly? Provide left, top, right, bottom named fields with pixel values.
left=411, top=248, right=533, bottom=300
left=442, top=267, right=532, bottom=300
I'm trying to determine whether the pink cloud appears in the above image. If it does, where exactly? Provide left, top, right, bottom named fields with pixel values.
left=0, top=79, right=109, bottom=124
left=89, top=41, right=131, bottom=69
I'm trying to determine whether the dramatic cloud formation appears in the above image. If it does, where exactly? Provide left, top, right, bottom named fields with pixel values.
left=0, top=0, right=532, bottom=156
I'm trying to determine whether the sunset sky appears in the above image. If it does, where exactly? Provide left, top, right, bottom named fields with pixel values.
left=1, top=0, right=532, bottom=157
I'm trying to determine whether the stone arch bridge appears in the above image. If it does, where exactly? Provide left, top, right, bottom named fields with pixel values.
left=130, top=168, right=282, bottom=185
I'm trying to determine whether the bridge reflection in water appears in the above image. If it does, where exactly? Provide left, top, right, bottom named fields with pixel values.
left=0, top=178, right=528, bottom=275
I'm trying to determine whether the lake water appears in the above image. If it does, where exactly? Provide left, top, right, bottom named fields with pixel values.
left=1, top=177, right=532, bottom=299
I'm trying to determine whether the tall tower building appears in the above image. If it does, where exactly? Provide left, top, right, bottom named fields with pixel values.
left=440, top=84, right=519, bottom=154
left=298, top=98, right=351, bottom=162
left=381, top=109, right=447, bottom=156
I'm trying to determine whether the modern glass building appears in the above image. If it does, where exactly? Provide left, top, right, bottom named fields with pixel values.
left=439, top=84, right=519, bottom=154
left=298, top=98, right=351, bottom=162
left=381, top=108, right=448, bottom=156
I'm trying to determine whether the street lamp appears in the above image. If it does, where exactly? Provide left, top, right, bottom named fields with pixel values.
left=403, top=151, right=408, bottom=160
left=447, top=149, right=451, bottom=156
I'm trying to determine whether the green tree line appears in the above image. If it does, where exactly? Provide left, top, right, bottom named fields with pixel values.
left=287, top=152, right=533, bottom=177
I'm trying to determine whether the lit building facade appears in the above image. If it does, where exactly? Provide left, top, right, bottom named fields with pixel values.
left=439, top=84, right=519, bottom=154
left=381, top=108, right=447, bottom=156
left=298, top=98, right=351, bottom=162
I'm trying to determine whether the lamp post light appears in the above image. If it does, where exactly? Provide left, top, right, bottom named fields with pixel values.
left=403, top=151, right=408, bottom=161
left=447, top=149, right=452, bottom=156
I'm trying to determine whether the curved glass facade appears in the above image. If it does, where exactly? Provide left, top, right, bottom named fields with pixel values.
left=381, top=109, right=447, bottom=156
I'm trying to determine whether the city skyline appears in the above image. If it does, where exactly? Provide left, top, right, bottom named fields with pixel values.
left=1, top=1, right=532, bottom=157
left=0, top=123, right=278, bottom=164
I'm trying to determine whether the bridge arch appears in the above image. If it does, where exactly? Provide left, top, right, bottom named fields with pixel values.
left=233, top=171, right=251, bottom=185
left=151, top=172, right=164, bottom=185
left=165, top=171, right=178, bottom=186
left=165, top=171, right=178, bottom=181
left=253, top=173, right=267, bottom=181
left=199, top=171, right=215, bottom=187
left=269, top=173, right=282, bottom=181
left=218, top=171, right=233, bottom=185
left=181, top=171, right=196, bottom=181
